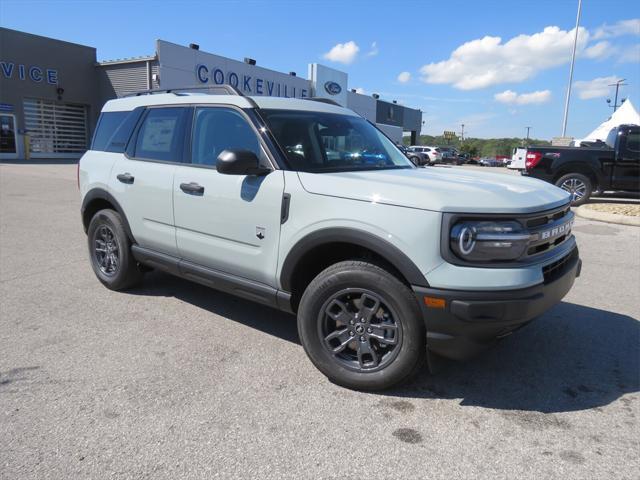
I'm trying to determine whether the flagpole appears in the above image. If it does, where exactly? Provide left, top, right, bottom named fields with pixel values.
left=561, top=0, right=583, bottom=137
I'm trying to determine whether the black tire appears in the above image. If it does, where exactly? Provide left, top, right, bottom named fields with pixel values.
left=297, top=261, right=426, bottom=391
left=409, top=155, right=421, bottom=166
left=555, top=173, right=592, bottom=206
left=87, top=209, right=143, bottom=291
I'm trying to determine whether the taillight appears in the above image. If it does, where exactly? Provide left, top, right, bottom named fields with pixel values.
left=525, top=151, right=543, bottom=169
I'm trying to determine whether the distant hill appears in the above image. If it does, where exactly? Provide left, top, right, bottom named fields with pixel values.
left=405, top=135, right=551, bottom=158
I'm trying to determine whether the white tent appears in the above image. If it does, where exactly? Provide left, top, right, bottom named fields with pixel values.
left=576, top=98, right=640, bottom=146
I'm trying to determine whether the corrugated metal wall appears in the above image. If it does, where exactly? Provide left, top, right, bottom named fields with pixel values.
left=102, top=62, right=149, bottom=97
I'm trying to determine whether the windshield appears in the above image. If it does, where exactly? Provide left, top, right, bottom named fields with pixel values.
left=260, top=109, right=415, bottom=172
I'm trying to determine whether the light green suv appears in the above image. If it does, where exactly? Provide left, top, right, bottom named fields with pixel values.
left=79, top=86, right=581, bottom=390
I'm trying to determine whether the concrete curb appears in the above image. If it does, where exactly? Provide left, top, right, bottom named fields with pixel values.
left=575, top=205, right=640, bottom=227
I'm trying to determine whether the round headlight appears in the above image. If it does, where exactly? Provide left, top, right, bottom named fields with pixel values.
left=450, top=220, right=529, bottom=262
left=458, top=226, right=476, bottom=255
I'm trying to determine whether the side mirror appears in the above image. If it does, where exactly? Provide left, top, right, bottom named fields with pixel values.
left=216, top=149, right=271, bottom=175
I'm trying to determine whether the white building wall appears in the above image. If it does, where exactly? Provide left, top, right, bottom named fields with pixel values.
left=157, top=40, right=311, bottom=98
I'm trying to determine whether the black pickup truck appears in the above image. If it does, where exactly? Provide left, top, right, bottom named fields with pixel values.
left=524, top=124, right=640, bottom=205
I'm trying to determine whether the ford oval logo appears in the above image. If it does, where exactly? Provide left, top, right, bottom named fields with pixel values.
left=324, top=81, right=342, bottom=95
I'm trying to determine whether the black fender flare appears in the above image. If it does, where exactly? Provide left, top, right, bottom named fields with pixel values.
left=279, top=227, right=429, bottom=291
left=81, top=188, right=135, bottom=242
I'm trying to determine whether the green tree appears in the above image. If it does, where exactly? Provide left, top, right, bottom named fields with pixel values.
left=406, top=135, right=550, bottom=157
left=459, top=143, right=478, bottom=157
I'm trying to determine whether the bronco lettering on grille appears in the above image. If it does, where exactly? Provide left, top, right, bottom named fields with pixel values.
left=540, top=219, right=573, bottom=240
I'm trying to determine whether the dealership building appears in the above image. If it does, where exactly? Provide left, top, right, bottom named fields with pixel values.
left=0, top=28, right=422, bottom=161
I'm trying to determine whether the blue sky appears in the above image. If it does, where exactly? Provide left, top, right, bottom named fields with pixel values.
left=1, top=0, right=639, bottom=139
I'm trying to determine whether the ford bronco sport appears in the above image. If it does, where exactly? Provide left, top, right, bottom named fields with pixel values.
left=79, top=86, right=581, bottom=390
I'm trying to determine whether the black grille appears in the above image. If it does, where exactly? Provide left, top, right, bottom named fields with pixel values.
left=543, top=248, right=578, bottom=284
left=524, top=206, right=573, bottom=259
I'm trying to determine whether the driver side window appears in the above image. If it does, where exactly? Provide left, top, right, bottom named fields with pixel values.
left=191, top=108, right=261, bottom=166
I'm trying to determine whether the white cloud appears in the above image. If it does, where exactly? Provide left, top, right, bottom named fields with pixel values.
left=593, top=19, right=640, bottom=39
left=574, top=76, right=622, bottom=100
left=419, top=26, right=592, bottom=90
left=323, top=41, right=359, bottom=64
left=397, top=71, right=411, bottom=83
left=366, top=41, right=379, bottom=57
left=353, top=87, right=366, bottom=94
left=494, top=89, right=551, bottom=105
left=583, top=41, right=615, bottom=59
left=618, top=43, right=640, bottom=63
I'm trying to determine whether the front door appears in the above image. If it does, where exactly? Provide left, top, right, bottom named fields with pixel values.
left=0, top=114, right=18, bottom=160
left=173, top=107, right=284, bottom=287
left=612, top=127, right=640, bottom=191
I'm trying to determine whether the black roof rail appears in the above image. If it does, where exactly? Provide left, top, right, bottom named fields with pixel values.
left=123, top=85, right=245, bottom=98
left=305, top=97, right=342, bottom=107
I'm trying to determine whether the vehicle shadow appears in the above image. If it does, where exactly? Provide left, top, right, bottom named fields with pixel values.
left=128, top=270, right=300, bottom=344
left=128, top=272, right=638, bottom=414
left=389, top=302, right=639, bottom=414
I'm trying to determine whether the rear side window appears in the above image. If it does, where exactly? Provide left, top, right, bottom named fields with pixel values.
left=91, top=111, right=128, bottom=151
left=134, top=107, right=187, bottom=162
left=105, top=108, right=144, bottom=153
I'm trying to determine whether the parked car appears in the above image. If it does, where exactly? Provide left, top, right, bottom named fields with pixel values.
left=79, top=87, right=581, bottom=390
left=408, top=145, right=441, bottom=165
left=496, top=155, right=510, bottom=166
left=479, top=157, right=501, bottom=167
left=509, top=147, right=528, bottom=170
left=524, top=124, right=640, bottom=205
left=438, top=147, right=465, bottom=165
left=397, top=144, right=425, bottom=166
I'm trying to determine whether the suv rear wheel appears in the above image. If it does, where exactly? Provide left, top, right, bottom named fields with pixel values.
left=555, top=173, right=592, bottom=206
left=87, top=209, right=143, bottom=291
left=297, top=261, right=426, bottom=390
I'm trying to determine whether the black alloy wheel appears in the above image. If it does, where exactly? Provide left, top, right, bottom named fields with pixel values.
left=319, top=289, right=402, bottom=373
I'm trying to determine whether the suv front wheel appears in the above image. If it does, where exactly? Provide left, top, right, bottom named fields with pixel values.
left=87, top=209, right=143, bottom=291
left=297, top=261, right=426, bottom=390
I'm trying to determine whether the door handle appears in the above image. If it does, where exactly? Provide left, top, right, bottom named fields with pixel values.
left=117, top=173, right=134, bottom=184
left=180, top=182, right=205, bottom=195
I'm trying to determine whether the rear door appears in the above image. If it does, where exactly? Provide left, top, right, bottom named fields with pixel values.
left=173, top=106, right=284, bottom=287
left=110, top=106, right=189, bottom=256
left=612, top=127, right=640, bottom=190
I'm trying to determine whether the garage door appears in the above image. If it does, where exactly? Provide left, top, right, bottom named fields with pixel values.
left=23, top=99, right=89, bottom=158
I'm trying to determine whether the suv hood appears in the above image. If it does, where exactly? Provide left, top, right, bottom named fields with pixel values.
left=297, top=167, right=570, bottom=214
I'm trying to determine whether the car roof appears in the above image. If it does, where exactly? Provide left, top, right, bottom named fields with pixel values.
left=101, top=92, right=358, bottom=116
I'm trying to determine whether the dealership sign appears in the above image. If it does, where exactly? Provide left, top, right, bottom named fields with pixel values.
left=324, top=81, right=341, bottom=95
left=195, top=63, right=308, bottom=98
left=0, top=61, right=58, bottom=84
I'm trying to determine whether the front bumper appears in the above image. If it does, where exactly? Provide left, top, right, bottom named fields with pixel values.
left=413, top=247, right=581, bottom=360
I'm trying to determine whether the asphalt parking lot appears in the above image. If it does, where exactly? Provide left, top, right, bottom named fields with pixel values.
left=1, top=163, right=638, bottom=480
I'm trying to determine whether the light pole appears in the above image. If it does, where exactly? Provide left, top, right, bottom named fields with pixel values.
left=607, top=79, right=628, bottom=112
left=561, top=0, right=582, bottom=137
left=525, top=126, right=531, bottom=143
left=460, top=124, right=465, bottom=142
